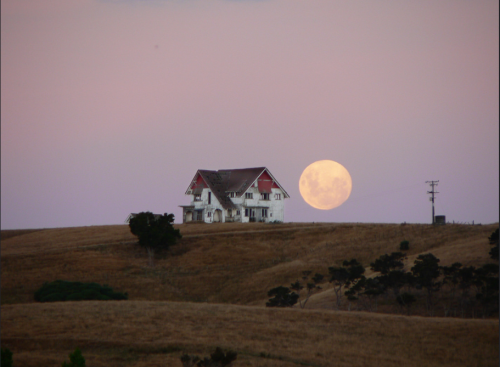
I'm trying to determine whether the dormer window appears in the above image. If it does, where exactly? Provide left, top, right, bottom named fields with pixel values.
left=228, top=192, right=235, bottom=198
left=260, top=193, right=270, bottom=200
left=245, top=193, right=253, bottom=199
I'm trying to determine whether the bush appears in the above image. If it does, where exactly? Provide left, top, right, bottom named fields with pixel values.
left=35, top=280, right=128, bottom=303
left=181, top=347, right=237, bottom=367
left=266, top=286, right=299, bottom=307
left=1, top=348, right=13, bottom=367
left=399, top=240, right=409, bottom=251
left=62, top=348, right=85, bottom=367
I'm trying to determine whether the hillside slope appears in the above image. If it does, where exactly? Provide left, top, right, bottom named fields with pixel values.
left=1, top=222, right=497, bottom=309
left=1, top=300, right=498, bottom=367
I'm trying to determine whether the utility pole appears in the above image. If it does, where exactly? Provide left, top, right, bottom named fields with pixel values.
left=426, top=180, right=439, bottom=224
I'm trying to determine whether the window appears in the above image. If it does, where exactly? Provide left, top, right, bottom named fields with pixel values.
left=207, top=212, right=212, bottom=217
left=229, top=192, right=235, bottom=198
left=194, top=194, right=201, bottom=201
left=228, top=209, right=232, bottom=216
left=236, top=210, right=240, bottom=215
left=262, top=209, right=268, bottom=217
left=245, top=193, right=253, bottom=199
left=270, top=212, right=273, bottom=217
left=245, top=208, right=249, bottom=217
left=275, top=193, right=281, bottom=200
left=208, top=192, right=211, bottom=204
left=260, top=193, right=270, bottom=200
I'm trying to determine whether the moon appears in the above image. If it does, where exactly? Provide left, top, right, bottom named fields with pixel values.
left=299, top=160, right=352, bottom=210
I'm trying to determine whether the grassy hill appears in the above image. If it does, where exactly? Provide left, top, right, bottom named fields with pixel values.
left=1, top=222, right=498, bottom=366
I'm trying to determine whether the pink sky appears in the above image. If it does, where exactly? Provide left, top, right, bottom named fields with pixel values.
left=2, top=0, right=498, bottom=229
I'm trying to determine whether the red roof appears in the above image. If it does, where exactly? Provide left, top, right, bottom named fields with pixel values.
left=185, top=167, right=289, bottom=209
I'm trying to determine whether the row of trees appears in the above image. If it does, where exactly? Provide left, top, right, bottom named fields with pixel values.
left=267, top=228, right=499, bottom=318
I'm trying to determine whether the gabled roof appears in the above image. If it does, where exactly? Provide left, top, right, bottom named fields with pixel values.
left=185, top=167, right=289, bottom=209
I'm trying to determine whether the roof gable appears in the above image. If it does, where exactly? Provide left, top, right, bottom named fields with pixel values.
left=184, top=167, right=289, bottom=208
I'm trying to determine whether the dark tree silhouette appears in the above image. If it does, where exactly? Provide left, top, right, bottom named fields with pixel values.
left=329, top=259, right=365, bottom=310
left=181, top=347, right=237, bottom=367
left=488, top=228, right=499, bottom=260
left=290, top=271, right=324, bottom=309
left=474, top=263, right=499, bottom=317
left=266, top=286, right=299, bottom=307
left=128, top=212, right=181, bottom=266
left=411, top=253, right=441, bottom=316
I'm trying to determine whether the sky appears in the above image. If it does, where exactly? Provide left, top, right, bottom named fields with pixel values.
left=1, top=0, right=498, bottom=229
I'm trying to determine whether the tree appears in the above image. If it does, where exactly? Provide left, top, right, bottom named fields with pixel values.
left=397, top=293, right=416, bottom=316
left=474, top=263, right=499, bottom=318
left=457, top=265, right=477, bottom=318
left=411, top=253, right=441, bottom=316
left=370, top=252, right=408, bottom=299
left=1, top=348, right=13, bottom=367
left=266, top=286, right=299, bottom=307
left=370, top=252, right=406, bottom=275
left=488, top=228, right=499, bottom=260
left=441, top=262, right=463, bottom=317
left=128, top=212, right=181, bottom=266
left=290, top=271, right=324, bottom=309
left=329, top=259, right=365, bottom=310
left=347, top=277, right=385, bottom=312
left=62, top=348, right=85, bottom=367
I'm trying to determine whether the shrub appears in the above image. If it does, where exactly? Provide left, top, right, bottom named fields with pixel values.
left=266, top=286, right=299, bottom=307
left=399, top=240, right=409, bottom=251
left=180, top=347, right=237, bottom=367
left=62, top=348, right=85, bottom=367
left=1, top=347, right=13, bottom=367
left=35, top=280, right=128, bottom=303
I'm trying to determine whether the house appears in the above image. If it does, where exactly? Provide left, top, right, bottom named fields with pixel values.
left=179, top=167, right=290, bottom=223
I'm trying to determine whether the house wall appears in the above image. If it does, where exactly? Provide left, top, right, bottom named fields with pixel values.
left=191, top=188, right=224, bottom=223
left=239, top=184, right=285, bottom=223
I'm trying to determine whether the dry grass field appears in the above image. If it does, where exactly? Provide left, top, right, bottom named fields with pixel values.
left=2, top=301, right=497, bottom=367
left=1, top=222, right=498, bottom=366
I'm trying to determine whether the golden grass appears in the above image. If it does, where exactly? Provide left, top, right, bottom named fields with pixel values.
left=1, top=223, right=497, bottom=308
left=1, top=300, right=498, bottom=367
left=1, top=222, right=499, bottom=366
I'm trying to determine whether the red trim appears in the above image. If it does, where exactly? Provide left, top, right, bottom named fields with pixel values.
left=191, top=173, right=206, bottom=190
left=257, top=171, right=273, bottom=193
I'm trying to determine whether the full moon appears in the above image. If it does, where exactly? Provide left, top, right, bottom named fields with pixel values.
left=299, top=160, right=352, bottom=210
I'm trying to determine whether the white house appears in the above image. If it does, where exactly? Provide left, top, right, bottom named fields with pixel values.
left=179, top=167, right=290, bottom=223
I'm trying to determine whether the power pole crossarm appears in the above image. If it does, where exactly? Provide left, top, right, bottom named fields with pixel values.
left=426, top=180, right=439, bottom=224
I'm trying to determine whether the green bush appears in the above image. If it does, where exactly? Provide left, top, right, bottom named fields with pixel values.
left=1, top=347, right=13, bottom=367
left=35, top=280, right=128, bottom=302
left=399, top=240, right=409, bottom=251
left=181, top=347, right=237, bottom=367
left=62, top=348, right=85, bottom=367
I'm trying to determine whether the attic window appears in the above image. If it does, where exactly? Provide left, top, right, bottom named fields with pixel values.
left=260, top=193, right=270, bottom=200
left=194, top=194, right=201, bottom=201
left=275, top=193, right=281, bottom=200
left=229, top=192, right=235, bottom=198
left=245, top=193, right=253, bottom=199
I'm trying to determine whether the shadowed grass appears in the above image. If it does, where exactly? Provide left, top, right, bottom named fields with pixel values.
left=1, top=301, right=498, bottom=367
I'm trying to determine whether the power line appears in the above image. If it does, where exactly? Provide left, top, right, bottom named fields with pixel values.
left=426, top=180, right=439, bottom=224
